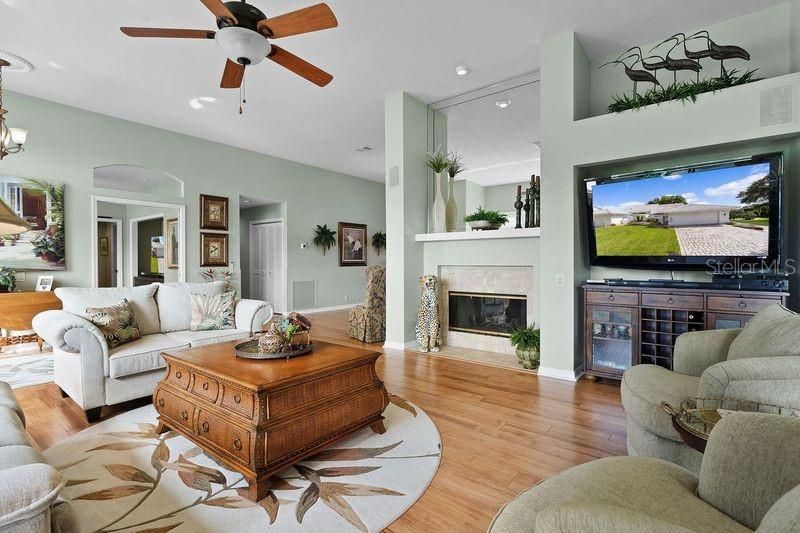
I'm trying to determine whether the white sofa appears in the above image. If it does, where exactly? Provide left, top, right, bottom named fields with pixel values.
left=33, top=282, right=272, bottom=422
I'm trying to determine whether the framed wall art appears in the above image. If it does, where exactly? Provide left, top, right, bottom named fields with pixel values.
left=201, top=232, right=229, bottom=267
left=338, top=222, right=367, bottom=267
left=200, top=194, right=229, bottom=231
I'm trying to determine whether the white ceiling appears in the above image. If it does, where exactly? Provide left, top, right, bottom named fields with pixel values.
left=94, top=164, right=182, bottom=193
left=0, top=0, right=783, bottom=183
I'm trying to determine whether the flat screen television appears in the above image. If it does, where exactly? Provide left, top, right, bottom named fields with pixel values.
left=584, top=153, right=783, bottom=271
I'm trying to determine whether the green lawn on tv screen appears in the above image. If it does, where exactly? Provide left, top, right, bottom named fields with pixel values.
left=595, top=225, right=680, bottom=256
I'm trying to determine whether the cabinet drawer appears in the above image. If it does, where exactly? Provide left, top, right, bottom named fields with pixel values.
left=155, top=388, right=195, bottom=428
left=641, top=293, right=703, bottom=309
left=220, top=385, right=255, bottom=419
left=166, top=364, right=190, bottom=390
left=190, top=373, right=220, bottom=403
left=586, top=291, right=638, bottom=306
left=707, top=296, right=776, bottom=314
left=197, top=409, right=251, bottom=465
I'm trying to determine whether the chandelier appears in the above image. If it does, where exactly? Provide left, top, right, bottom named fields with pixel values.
left=0, top=52, right=31, bottom=160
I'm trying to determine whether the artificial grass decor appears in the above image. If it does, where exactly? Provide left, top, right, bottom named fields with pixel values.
left=595, top=225, right=680, bottom=256
left=607, top=69, right=761, bottom=114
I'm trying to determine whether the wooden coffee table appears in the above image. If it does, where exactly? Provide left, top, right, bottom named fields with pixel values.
left=153, top=340, right=389, bottom=501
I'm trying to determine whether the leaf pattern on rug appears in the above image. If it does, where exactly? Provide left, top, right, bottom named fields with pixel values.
left=59, top=395, right=440, bottom=533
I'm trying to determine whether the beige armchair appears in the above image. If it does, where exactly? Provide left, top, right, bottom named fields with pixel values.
left=621, top=304, right=800, bottom=473
left=490, top=411, right=800, bottom=532
left=348, top=265, right=386, bottom=343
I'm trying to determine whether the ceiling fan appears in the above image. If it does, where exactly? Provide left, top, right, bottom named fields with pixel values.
left=121, top=0, right=337, bottom=94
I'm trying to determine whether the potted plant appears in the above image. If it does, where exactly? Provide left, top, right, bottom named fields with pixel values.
left=2, top=235, right=15, bottom=247
left=426, top=147, right=449, bottom=233
left=510, top=324, right=540, bottom=370
left=0, top=267, right=17, bottom=292
left=371, top=230, right=386, bottom=256
left=313, top=224, right=337, bottom=255
left=445, top=150, right=466, bottom=232
left=464, top=206, right=509, bottom=230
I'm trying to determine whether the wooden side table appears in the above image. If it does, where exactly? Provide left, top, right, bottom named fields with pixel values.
left=0, top=291, right=61, bottom=352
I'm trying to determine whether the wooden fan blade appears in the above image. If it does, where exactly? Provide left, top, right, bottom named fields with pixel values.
left=221, top=59, right=245, bottom=89
left=199, top=0, right=237, bottom=24
left=267, top=45, right=332, bottom=87
left=121, top=27, right=216, bottom=39
left=257, top=3, right=338, bottom=39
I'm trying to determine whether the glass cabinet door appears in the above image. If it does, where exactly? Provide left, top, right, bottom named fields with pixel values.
left=586, top=305, right=638, bottom=376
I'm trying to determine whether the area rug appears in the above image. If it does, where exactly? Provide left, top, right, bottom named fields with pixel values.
left=0, top=352, right=54, bottom=388
left=44, top=396, right=440, bottom=533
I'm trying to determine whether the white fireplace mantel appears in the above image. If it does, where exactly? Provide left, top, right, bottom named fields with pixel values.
left=415, top=228, right=540, bottom=242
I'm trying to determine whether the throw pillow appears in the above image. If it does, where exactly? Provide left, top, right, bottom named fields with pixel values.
left=86, top=298, right=142, bottom=349
left=727, top=304, right=800, bottom=360
left=190, top=291, right=236, bottom=331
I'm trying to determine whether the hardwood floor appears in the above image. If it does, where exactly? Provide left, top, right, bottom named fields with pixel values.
left=15, top=309, right=626, bottom=532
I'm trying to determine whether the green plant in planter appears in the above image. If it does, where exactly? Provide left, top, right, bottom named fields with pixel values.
left=371, top=231, right=386, bottom=256
left=464, top=206, right=509, bottom=228
left=446, top=150, right=466, bottom=179
left=0, top=267, right=17, bottom=292
left=510, top=324, right=540, bottom=370
left=313, top=224, right=337, bottom=255
left=425, top=147, right=449, bottom=174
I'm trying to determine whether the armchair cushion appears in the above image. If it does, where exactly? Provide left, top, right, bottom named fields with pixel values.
left=55, top=285, right=160, bottom=336
left=0, top=446, right=47, bottom=472
left=698, top=356, right=800, bottom=406
left=699, top=412, right=800, bottom=530
left=165, top=329, right=250, bottom=348
left=621, top=364, right=700, bottom=442
left=728, top=304, right=800, bottom=360
left=673, top=329, right=741, bottom=377
left=489, top=457, right=749, bottom=533
left=0, top=407, right=29, bottom=447
left=758, top=484, right=800, bottom=533
left=0, top=464, right=66, bottom=530
left=108, top=334, right=189, bottom=379
left=0, top=382, right=25, bottom=427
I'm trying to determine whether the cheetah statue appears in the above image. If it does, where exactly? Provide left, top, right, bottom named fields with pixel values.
left=415, top=275, right=441, bottom=353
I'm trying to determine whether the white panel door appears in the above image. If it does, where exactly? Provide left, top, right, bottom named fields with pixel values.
left=250, top=221, right=284, bottom=312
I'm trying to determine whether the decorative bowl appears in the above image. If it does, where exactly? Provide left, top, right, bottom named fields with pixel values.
left=235, top=339, right=313, bottom=360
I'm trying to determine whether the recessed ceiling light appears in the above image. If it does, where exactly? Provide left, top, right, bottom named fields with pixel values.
left=496, top=99, right=511, bottom=109
left=189, top=96, right=217, bottom=110
left=455, top=65, right=470, bottom=76
left=242, top=199, right=252, bottom=204
left=353, top=146, right=373, bottom=153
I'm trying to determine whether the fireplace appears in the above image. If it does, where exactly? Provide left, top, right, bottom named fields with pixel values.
left=448, top=291, right=527, bottom=338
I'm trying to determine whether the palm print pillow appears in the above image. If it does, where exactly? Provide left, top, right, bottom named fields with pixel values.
left=190, top=291, right=236, bottom=331
left=86, top=298, right=142, bottom=349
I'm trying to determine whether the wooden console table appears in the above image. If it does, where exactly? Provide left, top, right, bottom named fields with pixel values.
left=0, top=291, right=61, bottom=352
left=583, top=284, right=788, bottom=380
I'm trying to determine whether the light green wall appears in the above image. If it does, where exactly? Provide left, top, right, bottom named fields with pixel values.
left=539, top=1, right=800, bottom=376
left=2, top=92, right=385, bottom=308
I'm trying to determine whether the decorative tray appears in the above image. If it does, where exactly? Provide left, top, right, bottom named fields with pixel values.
left=234, top=340, right=313, bottom=360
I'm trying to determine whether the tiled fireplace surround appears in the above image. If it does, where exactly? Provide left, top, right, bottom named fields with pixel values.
left=439, top=266, right=535, bottom=355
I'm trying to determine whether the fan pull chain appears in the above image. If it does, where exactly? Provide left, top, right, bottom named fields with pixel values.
left=239, top=68, right=247, bottom=115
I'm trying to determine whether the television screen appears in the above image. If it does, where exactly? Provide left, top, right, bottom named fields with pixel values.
left=585, top=153, right=783, bottom=270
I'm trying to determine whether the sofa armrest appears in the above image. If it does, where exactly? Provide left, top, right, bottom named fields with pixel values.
left=673, top=329, right=741, bottom=377
left=698, top=356, right=800, bottom=407
left=235, top=299, right=274, bottom=334
left=32, top=310, right=108, bottom=357
left=531, top=504, right=695, bottom=533
left=0, top=463, right=66, bottom=530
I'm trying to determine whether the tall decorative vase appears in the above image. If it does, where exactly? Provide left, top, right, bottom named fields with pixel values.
left=445, top=175, right=458, bottom=232
left=432, top=172, right=446, bottom=233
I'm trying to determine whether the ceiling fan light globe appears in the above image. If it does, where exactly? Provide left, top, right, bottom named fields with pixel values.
left=8, top=128, right=27, bottom=146
left=214, top=26, right=270, bottom=66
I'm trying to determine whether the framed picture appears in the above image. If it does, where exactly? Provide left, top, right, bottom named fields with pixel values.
left=165, top=218, right=179, bottom=270
left=338, top=222, right=367, bottom=267
left=35, top=275, right=53, bottom=292
left=0, top=178, right=66, bottom=271
left=100, top=237, right=109, bottom=256
left=200, top=194, right=229, bottom=231
left=201, top=232, right=229, bottom=267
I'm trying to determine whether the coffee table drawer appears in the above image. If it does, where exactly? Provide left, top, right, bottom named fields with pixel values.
left=197, top=409, right=251, bottom=465
left=190, top=373, right=220, bottom=403
left=221, top=386, right=255, bottom=419
left=642, top=293, right=704, bottom=309
left=155, top=388, right=194, bottom=428
left=166, top=365, right=190, bottom=390
left=268, top=365, right=374, bottom=417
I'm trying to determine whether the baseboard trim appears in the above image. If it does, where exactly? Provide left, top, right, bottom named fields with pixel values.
left=537, top=366, right=579, bottom=382
left=295, top=303, right=357, bottom=314
left=383, top=340, right=418, bottom=351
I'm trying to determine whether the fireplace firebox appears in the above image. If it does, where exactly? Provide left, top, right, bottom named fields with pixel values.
left=448, top=291, right=527, bottom=337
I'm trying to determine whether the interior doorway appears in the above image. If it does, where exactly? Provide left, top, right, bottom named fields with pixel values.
left=96, top=218, right=122, bottom=287
left=249, top=219, right=286, bottom=313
